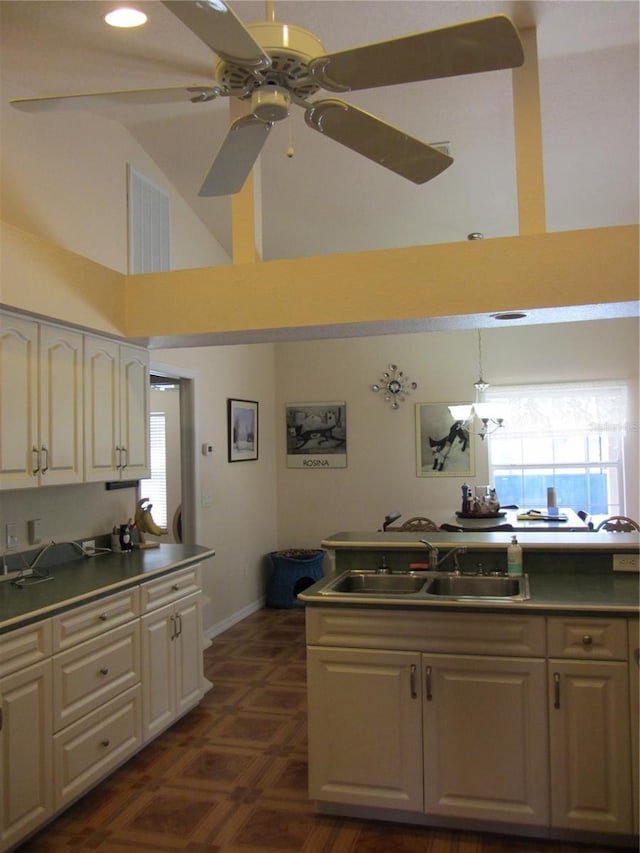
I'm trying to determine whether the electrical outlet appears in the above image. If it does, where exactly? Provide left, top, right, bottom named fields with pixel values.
left=5, top=522, right=18, bottom=550
left=613, top=554, right=640, bottom=572
left=82, top=539, right=96, bottom=554
left=29, top=518, right=42, bottom=545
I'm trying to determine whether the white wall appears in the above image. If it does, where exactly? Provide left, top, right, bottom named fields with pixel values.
left=151, top=343, right=278, bottom=634
left=0, top=103, right=229, bottom=273
left=274, top=319, right=639, bottom=547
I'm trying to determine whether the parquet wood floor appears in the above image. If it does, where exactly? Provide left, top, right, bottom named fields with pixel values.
left=17, top=607, right=621, bottom=852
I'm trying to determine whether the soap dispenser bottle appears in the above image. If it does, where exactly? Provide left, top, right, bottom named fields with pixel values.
left=507, top=535, right=523, bottom=576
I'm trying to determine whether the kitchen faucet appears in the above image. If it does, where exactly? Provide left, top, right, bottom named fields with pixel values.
left=419, top=540, right=467, bottom=575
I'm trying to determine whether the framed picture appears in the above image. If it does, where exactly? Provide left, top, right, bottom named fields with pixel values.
left=415, top=402, right=475, bottom=477
left=228, top=399, right=258, bottom=462
left=286, top=402, right=347, bottom=468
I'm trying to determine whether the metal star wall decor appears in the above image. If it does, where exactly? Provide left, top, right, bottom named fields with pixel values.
left=370, top=364, right=417, bottom=409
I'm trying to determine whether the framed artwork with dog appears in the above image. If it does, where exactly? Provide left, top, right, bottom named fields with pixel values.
left=286, top=402, right=347, bottom=468
left=415, top=402, right=475, bottom=477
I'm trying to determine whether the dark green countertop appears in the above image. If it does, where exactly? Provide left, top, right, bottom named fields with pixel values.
left=0, top=543, right=215, bottom=633
left=299, top=569, right=639, bottom=614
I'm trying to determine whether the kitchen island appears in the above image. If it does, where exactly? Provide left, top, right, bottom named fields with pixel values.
left=300, top=531, right=639, bottom=848
left=0, top=543, right=214, bottom=852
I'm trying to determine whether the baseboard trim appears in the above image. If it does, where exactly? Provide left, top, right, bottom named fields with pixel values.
left=204, top=597, right=265, bottom=639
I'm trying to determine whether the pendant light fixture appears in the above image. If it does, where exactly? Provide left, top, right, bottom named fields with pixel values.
left=449, top=331, right=506, bottom=440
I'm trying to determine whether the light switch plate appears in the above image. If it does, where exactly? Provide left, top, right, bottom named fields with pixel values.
left=5, top=522, right=18, bottom=550
left=613, top=554, right=640, bottom=572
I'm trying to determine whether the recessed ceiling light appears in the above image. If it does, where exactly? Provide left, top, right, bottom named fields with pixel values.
left=104, top=8, right=148, bottom=28
left=492, top=312, right=528, bottom=321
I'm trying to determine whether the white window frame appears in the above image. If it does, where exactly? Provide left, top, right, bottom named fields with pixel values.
left=139, top=412, right=168, bottom=529
left=486, top=381, right=629, bottom=516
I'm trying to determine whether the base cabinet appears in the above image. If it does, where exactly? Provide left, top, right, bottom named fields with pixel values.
left=0, top=661, right=53, bottom=852
left=423, top=654, right=548, bottom=826
left=548, top=659, right=632, bottom=834
left=306, top=607, right=638, bottom=844
left=0, top=563, right=205, bottom=852
left=307, top=646, right=422, bottom=811
left=141, top=590, right=203, bottom=742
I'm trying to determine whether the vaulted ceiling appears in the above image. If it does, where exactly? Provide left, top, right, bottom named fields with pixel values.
left=1, top=1, right=638, bottom=263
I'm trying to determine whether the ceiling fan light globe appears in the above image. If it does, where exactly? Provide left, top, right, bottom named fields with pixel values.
left=251, top=85, right=290, bottom=122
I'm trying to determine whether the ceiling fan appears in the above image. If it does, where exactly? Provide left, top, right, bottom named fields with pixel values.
left=10, top=1, right=524, bottom=197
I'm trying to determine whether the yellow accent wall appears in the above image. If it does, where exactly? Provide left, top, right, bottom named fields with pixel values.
left=124, top=225, right=638, bottom=340
left=2, top=219, right=638, bottom=341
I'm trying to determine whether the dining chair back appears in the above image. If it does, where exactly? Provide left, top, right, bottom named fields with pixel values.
left=595, top=515, right=640, bottom=532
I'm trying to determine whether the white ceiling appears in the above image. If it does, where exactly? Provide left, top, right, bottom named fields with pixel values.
left=1, top=0, right=638, bottom=263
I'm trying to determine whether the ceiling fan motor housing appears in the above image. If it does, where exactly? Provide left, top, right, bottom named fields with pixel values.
left=215, top=22, right=326, bottom=99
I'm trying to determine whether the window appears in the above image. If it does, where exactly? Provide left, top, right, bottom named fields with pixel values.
left=487, top=382, right=628, bottom=516
left=139, top=413, right=167, bottom=528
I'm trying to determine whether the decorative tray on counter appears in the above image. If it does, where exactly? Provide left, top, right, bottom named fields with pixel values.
left=456, top=511, right=506, bottom=519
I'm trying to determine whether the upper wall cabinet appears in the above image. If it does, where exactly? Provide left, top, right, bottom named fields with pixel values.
left=0, top=312, right=149, bottom=490
left=0, top=314, right=83, bottom=489
left=84, top=336, right=149, bottom=482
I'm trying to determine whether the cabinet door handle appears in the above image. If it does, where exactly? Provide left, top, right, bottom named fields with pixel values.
left=170, top=613, right=176, bottom=640
left=121, top=446, right=128, bottom=469
left=553, top=672, right=561, bottom=708
left=410, top=664, right=417, bottom=699
left=32, top=446, right=40, bottom=475
left=176, top=613, right=182, bottom=638
left=40, top=445, right=49, bottom=474
left=425, top=666, right=433, bottom=701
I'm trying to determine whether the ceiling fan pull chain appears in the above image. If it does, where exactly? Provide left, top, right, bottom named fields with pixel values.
left=287, top=113, right=294, bottom=159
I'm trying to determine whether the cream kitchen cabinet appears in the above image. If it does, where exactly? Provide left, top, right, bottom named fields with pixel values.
left=629, top=618, right=639, bottom=835
left=0, top=620, right=53, bottom=853
left=548, top=615, right=633, bottom=836
left=306, top=608, right=548, bottom=826
left=422, top=653, right=548, bottom=826
left=84, top=336, right=149, bottom=482
left=307, top=646, right=423, bottom=811
left=0, top=313, right=83, bottom=489
left=140, top=567, right=204, bottom=742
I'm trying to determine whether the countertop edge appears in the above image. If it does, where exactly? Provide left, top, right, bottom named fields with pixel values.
left=0, top=546, right=216, bottom=633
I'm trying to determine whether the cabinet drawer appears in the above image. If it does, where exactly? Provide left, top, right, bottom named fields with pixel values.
left=306, top=607, right=546, bottom=657
left=140, top=565, right=201, bottom=613
left=0, top=619, right=52, bottom=678
left=53, top=684, right=142, bottom=810
left=53, top=621, right=141, bottom=731
left=52, top=587, right=140, bottom=651
left=547, top=616, right=628, bottom=660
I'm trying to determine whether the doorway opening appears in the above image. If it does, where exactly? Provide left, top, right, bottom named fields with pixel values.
left=142, top=365, right=197, bottom=545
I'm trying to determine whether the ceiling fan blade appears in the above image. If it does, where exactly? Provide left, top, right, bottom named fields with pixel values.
left=199, top=114, right=272, bottom=196
left=10, top=85, right=220, bottom=112
left=309, top=15, right=524, bottom=92
left=304, top=99, right=452, bottom=184
left=162, top=1, right=271, bottom=69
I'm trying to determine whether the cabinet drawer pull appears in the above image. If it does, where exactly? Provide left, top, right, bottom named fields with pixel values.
left=425, top=666, right=433, bottom=701
left=99, top=613, right=108, bottom=622
left=582, top=634, right=593, bottom=647
left=172, top=583, right=180, bottom=591
left=553, top=672, right=561, bottom=708
left=99, top=667, right=109, bottom=676
left=410, top=664, right=417, bottom=699
left=100, top=739, right=110, bottom=748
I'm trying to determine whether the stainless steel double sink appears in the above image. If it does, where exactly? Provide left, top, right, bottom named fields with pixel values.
left=319, top=570, right=530, bottom=601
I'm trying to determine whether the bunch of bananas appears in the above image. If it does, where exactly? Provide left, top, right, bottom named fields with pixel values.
left=135, top=498, right=168, bottom=538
